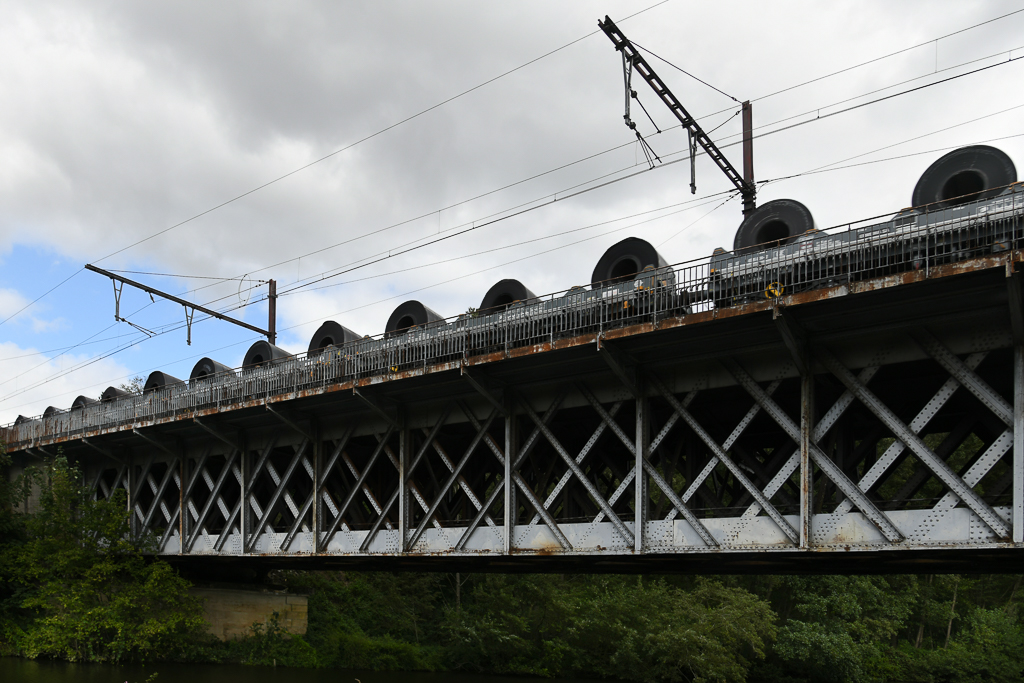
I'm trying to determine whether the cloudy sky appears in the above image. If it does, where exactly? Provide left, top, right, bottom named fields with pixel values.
left=1, top=0, right=1023, bottom=423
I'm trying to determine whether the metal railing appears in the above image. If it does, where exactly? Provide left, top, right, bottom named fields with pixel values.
left=4, top=186, right=1023, bottom=446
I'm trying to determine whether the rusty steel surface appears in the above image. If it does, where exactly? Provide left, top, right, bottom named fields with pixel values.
left=3, top=191, right=1024, bottom=572
left=3, top=252, right=1020, bottom=453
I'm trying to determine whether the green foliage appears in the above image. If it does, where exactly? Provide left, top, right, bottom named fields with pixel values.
left=221, top=611, right=318, bottom=668
left=1, top=456, right=208, bottom=663
left=443, top=574, right=776, bottom=683
left=1, top=449, right=1023, bottom=681
left=284, top=570, right=443, bottom=670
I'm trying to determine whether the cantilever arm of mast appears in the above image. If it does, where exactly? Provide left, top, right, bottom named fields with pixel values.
left=598, top=15, right=756, bottom=212
left=85, top=263, right=270, bottom=339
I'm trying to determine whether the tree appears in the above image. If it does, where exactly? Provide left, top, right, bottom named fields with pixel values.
left=13, top=457, right=207, bottom=662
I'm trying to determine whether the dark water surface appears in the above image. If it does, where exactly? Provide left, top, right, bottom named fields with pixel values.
left=2, top=658, right=604, bottom=683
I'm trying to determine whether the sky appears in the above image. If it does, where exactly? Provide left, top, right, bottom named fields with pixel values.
left=1, top=0, right=1023, bottom=424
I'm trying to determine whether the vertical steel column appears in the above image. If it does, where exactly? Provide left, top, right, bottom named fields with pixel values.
left=800, top=366, right=814, bottom=548
left=504, top=394, right=517, bottom=554
left=399, top=425, right=409, bottom=553
left=312, top=431, right=320, bottom=554
left=181, top=454, right=189, bottom=552
left=1014, top=346, right=1023, bottom=543
left=741, top=100, right=755, bottom=216
left=634, top=378, right=648, bottom=553
left=127, top=451, right=135, bottom=539
left=240, top=443, right=248, bottom=555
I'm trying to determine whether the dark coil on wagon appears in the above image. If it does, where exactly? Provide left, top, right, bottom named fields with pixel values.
left=732, top=199, right=815, bottom=254
left=591, top=237, right=674, bottom=287
left=101, top=386, right=130, bottom=402
left=189, top=357, right=234, bottom=383
left=243, top=340, right=292, bottom=369
left=308, top=321, right=361, bottom=356
left=70, top=395, right=98, bottom=411
left=385, top=300, right=445, bottom=338
left=144, top=371, right=185, bottom=393
left=479, top=279, right=537, bottom=312
left=912, top=145, right=1017, bottom=210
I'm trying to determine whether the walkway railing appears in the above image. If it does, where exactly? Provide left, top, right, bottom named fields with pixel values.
left=5, top=187, right=1022, bottom=445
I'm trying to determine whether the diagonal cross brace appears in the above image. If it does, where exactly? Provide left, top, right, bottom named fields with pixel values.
left=724, top=358, right=905, bottom=542
left=427, top=433, right=496, bottom=527
left=529, top=398, right=623, bottom=526
left=185, top=451, right=239, bottom=552
left=454, top=393, right=572, bottom=551
left=675, top=382, right=779, bottom=513
left=913, top=330, right=1012, bottom=426
left=814, top=348, right=1008, bottom=539
left=650, top=376, right=799, bottom=544
left=359, top=406, right=454, bottom=552
left=140, top=459, right=179, bottom=534
left=321, top=426, right=396, bottom=544
left=830, top=354, right=986, bottom=520
left=246, top=440, right=309, bottom=549
left=519, top=394, right=635, bottom=546
left=281, top=427, right=354, bottom=551
left=739, top=367, right=879, bottom=520
left=407, top=409, right=499, bottom=549
left=578, top=384, right=718, bottom=546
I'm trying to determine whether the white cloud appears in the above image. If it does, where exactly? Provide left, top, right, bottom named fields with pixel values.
left=0, top=340, right=133, bottom=424
left=0, top=0, right=1023, bottom=391
left=0, top=288, right=28, bottom=320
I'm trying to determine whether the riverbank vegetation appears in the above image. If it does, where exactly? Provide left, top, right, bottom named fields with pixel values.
left=2, top=453, right=1023, bottom=681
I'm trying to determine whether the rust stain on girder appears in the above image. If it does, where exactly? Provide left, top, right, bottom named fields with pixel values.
left=5, top=252, right=1018, bottom=453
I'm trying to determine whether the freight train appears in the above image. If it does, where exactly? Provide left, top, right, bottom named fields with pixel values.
left=10, top=145, right=1022, bottom=428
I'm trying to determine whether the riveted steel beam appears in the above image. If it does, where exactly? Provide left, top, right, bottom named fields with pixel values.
left=185, top=450, right=239, bottom=553
left=828, top=353, right=985, bottom=522
left=814, top=347, right=1008, bottom=539
left=913, top=329, right=1012, bottom=427
left=519, top=392, right=635, bottom=546
left=724, top=358, right=905, bottom=543
left=140, top=458, right=178, bottom=536
left=407, top=408, right=499, bottom=549
left=246, top=440, right=309, bottom=550
left=426, top=432, right=496, bottom=527
left=282, top=426, right=353, bottom=552
left=455, top=392, right=571, bottom=552
left=650, top=375, right=799, bottom=544
left=360, top=405, right=453, bottom=552
left=528, top=397, right=623, bottom=526
left=321, top=426, right=395, bottom=543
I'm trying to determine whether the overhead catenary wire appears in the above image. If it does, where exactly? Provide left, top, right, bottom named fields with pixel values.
left=47, top=26, right=1024, bottom=314
left=750, top=6, right=1024, bottom=104
left=209, top=36, right=1024, bottom=296
left=7, top=20, right=1024, bottom=401
left=0, top=0, right=674, bottom=331
left=7, top=85, right=1022, bottom=402
left=1, top=192, right=734, bottom=407
left=6, top=5, right=1014, bottom=338
left=8, top=113, right=1022, bottom=412
left=629, top=39, right=740, bottom=103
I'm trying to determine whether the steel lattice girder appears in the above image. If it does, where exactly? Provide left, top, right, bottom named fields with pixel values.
left=60, top=323, right=1022, bottom=565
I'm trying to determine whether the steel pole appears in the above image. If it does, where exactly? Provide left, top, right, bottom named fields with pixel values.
left=1014, top=346, right=1023, bottom=543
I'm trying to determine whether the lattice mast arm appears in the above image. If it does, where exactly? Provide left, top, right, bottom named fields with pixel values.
left=598, top=15, right=756, bottom=214
left=85, top=263, right=274, bottom=344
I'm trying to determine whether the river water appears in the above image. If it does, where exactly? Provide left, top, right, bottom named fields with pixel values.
left=2, top=658, right=605, bottom=683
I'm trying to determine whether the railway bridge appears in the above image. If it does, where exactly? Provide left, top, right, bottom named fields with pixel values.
left=4, top=147, right=1024, bottom=575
